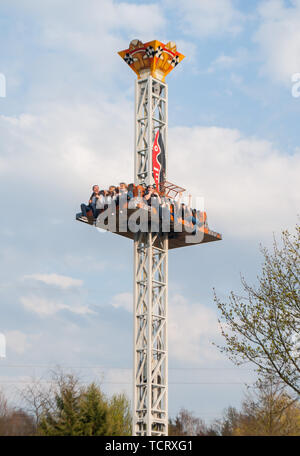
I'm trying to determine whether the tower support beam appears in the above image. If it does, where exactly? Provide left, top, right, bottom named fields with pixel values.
left=133, top=74, right=169, bottom=436
left=133, top=232, right=168, bottom=436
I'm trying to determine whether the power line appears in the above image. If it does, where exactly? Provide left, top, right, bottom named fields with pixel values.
left=0, top=364, right=252, bottom=371
left=0, top=380, right=248, bottom=385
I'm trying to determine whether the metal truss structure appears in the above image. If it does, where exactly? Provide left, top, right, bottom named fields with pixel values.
left=133, top=76, right=169, bottom=436
left=133, top=232, right=168, bottom=436
left=135, top=77, right=167, bottom=186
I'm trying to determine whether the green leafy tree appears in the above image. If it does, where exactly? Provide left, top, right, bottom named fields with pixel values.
left=35, top=371, right=132, bottom=436
left=107, top=393, right=131, bottom=436
left=208, top=377, right=300, bottom=436
left=39, top=373, right=82, bottom=436
left=214, top=223, right=300, bottom=395
left=210, top=406, right=241, bottom=436
left=232, top=377, right=300, bottom=436
left=77, top=383, right=109, bottom=436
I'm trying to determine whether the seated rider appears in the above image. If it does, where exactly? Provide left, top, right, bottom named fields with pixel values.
left=183, top=195, right=204, bottom=231
left=107, top=185, right=118, bottom=204
left=144, top=184, right=161, bottom=207
left=80, top=185, right=101, bottom=220
left=95, top=190, right=106, bottom=211
left=172, top=191, right=183, bottom=224
left=116, top=182, right=133, bottom=207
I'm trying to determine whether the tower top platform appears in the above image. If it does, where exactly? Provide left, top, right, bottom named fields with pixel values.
left=118, top=40, right=185, bottom=81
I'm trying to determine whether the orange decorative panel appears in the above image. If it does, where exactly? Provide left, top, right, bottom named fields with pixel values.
left=118, top=39, right=185, bottom=81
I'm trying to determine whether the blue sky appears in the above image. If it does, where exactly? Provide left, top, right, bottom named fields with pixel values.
left=0, top=0, right=299, bottom=423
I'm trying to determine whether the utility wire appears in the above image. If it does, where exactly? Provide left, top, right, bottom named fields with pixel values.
left=0, top=364, right=252, bottom=370
left=0, top=380, right=248, bottom=385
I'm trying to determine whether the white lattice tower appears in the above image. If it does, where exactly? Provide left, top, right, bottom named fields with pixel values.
left=133, top=76, right=168, bottom=435
left=118, top=40, right=185, bottom=436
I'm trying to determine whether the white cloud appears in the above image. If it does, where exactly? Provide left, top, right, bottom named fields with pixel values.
left=207, top=54, right=236, bottom=73
left=4, top=330, right=36, bottom=355
left=0, top=100, right=133, bottom=198
left=1, top=106, right=299, bottom=240
left=20, top=295, right=93, bottom=317
left=168, top=126, right=300, bottom=238
left=164, top=0, right=244, bottom=37
left=213, top=54, right=236, bottom=67
left=254, top=0, right=300, bottom=84
left=23, top=273, right=83, bottom=289
left=169, top=294, right=222, bottom=364
left=206, top=48, right=251, bottom=74
left=10, top=0, right=165, bottom=68
left=109, top=290, right=222, bottom=365
left=111, top=292, right=133, bottom=313
left=0, top=333, right=6, bottom=358
left=63, top=255, right=106, bottom=272
left=101, top=367, right=132, bottom=397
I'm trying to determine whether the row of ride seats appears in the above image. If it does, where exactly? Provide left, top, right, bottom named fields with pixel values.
left=91, top=183, right=208, bottom=230
left=84, top=183, right=207, bottom=232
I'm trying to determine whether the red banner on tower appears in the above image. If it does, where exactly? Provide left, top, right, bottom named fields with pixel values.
left=152, top=130, right=166, bottom=189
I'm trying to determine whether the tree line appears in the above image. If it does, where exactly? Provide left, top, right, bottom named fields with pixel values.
left=0, top=370, right=131, bottom=436
left=169, top=376, right=300, bottom=436
left=1, top=371, right=300, bottom=436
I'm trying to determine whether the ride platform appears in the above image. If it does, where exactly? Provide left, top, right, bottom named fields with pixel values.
left=76, top=206, right=222, bottom=250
